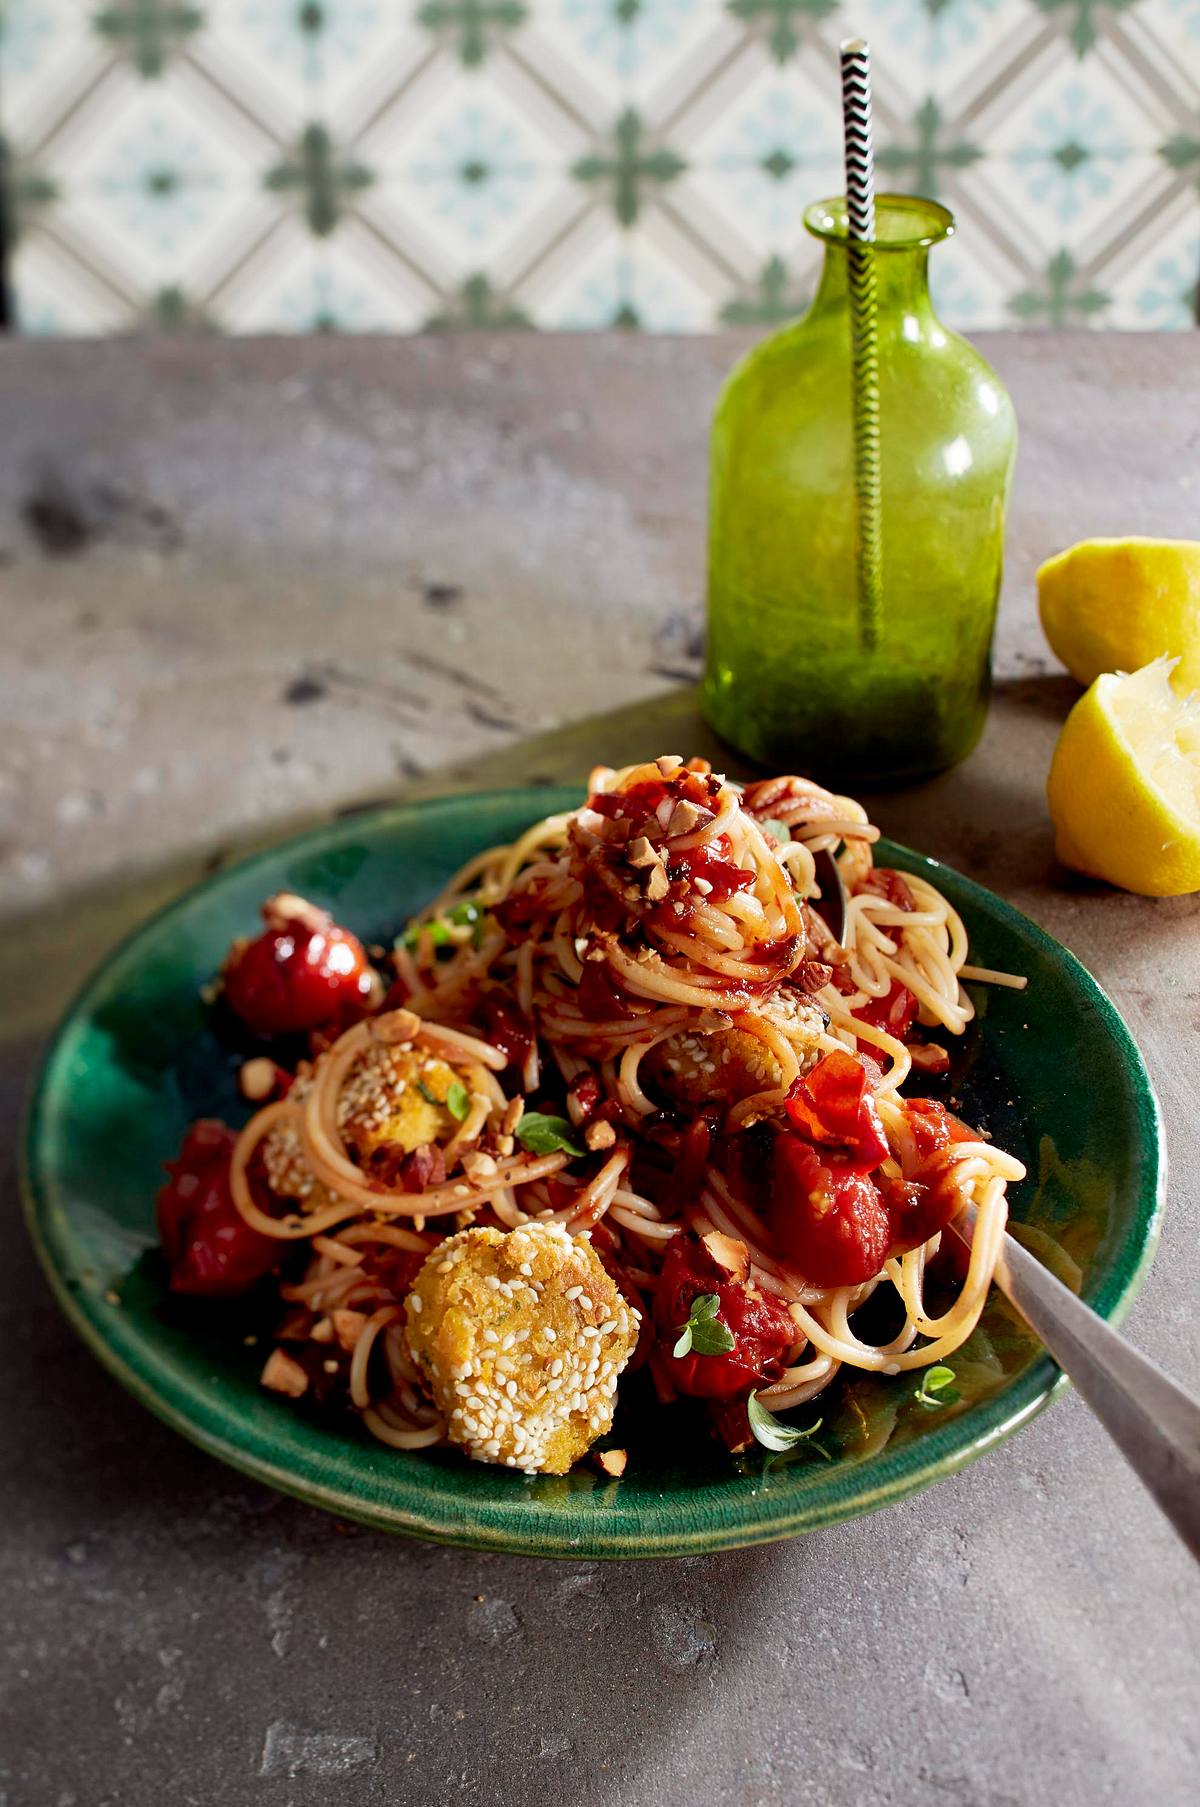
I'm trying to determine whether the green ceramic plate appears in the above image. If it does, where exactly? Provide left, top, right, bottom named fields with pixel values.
left=23, top=788, right=1164, bottom=1559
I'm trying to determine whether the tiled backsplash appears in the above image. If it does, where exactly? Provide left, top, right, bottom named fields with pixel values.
left=2, top=0, right=1198, bottom=334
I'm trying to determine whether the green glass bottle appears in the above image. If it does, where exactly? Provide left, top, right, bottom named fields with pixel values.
left=704, top=195, right=1017, bottom=783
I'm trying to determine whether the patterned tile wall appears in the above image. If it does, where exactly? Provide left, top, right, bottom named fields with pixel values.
left=2, top=0, right=1198, bottom=334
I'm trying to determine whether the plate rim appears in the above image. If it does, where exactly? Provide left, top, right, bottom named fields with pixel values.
left=21, top=786, right=1167, bottom=1558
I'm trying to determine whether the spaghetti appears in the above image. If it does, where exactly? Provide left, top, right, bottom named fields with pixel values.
left=155, top=757, right=1026, bottom=1473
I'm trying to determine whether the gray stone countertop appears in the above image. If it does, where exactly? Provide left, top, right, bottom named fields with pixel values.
left=0, top=333, right=1197, bottom=1807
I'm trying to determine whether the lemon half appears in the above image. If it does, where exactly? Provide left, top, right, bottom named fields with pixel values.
left=1038, top=537, right=1200, bottom=693
left=1047, top=658, right=1200, bottom=896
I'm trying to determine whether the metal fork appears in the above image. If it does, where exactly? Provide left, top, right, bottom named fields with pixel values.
left=953, top=1207, right=1200, bottom=1561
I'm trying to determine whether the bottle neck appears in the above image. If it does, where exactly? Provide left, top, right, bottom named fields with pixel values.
left=808, top=243, right=940, bottom=338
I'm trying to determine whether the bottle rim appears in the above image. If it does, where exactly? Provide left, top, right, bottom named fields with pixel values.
left=804, top=194, right=955, bottom=252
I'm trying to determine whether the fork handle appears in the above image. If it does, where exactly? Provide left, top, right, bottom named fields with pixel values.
left=955, top=1215, right=1200, bottom=1561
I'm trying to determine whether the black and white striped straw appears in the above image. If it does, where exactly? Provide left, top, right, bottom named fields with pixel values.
left=840, top=37, right=877, bottom=245
left=839, top=36, right=883, bottom=650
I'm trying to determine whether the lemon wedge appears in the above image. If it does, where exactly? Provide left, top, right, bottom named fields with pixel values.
left=1047, top=657, right=1200, bottom=896
left=1038, top=537, right=1200, bottom=692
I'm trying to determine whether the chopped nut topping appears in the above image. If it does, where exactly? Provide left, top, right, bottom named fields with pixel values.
left=595, top=1448, right=627, bottom=1478
left=261, top=1348, right=309, bottom=1397
left=239, top=1057, right=279, bottom=1102
left=585, top=1120, right=617, bottom=1151
left=462, top=1150, right=499, bottom=1183
left=310, top=1316, right=335, bottom=1344
left=378, top=1007, right=421, bottom=1045
left=702, top=1230, right=750, bottom=1283
left=627, top=836, right=659, bottom=869
left=667, top=800, right=705, bottom=836
left=501, top=1098, right=525, bottom=1136
left=645, top=863, right=670, bottom=903
left=332, top=1309, right=368, bottom=1352
left=656, top=755, right=684, bottom=776
left=262, top=892, right=328, bottom=934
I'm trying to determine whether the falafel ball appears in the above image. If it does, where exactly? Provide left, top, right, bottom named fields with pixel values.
left=405, top=1222, right=639, bottom=1475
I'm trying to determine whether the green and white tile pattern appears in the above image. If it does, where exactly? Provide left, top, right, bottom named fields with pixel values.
left=2, top=0, right=1197, bottom=332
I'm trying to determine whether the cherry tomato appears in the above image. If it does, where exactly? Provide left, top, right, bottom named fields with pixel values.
left=875, top=1098, right=979, bottom=1258
left=156, top=1120, right=279, bottom=1296
left=654, top=1234, right=795, bottom=1400
left=223, top=894, right=373, bottom=1037
left=879, top=1172, right=962, bottom=1258
left=904, top=1098, right=977, bottom=1164
left=784, top=1049, right=890, bottom=1172
left=852, top=979, right=919, bottom=1041
left=855, top=868, right=916, bottom=911
left=772, top=1134, right=891, bottom=1288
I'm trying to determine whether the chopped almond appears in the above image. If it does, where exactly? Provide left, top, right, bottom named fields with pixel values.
left=239, top=1056, right=279, bottom=1102
left=379, top=1007, right=421, bottom=1045
left=462, top=1150, right=499, bottom=1183
left=585, top=1120, right=617, bottom=1152
left=702, top=1230, right=750, bottom=1283
left=331, top=1309, right=368, bottom=1352
left=501, top=1098, right=525, bottom=1136
left=656, top=755, right=683, bottom=777
left=309, top=1316, right=335, bottom=1344
left=667, top=800, right=705, bottom=837
left=627, top=835, right=659, bottom=868
left=595, top=1448, right=627, bottom=1478
left=263, top=892, right=329, bottom=933
left=261, top=1348, right=309, bottom=1397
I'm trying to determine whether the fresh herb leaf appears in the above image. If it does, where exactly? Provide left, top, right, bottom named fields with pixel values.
left=445, top=1081, right=470, bottom=1122
left=690, top=1315, right=736, bottom=1356
left=399, top=900, right=483, bottom=954
left=759, top=817, right=792, bottom=846
left=672, top=1293, right=734, bottom=1360
left=747, top=1392, right=826, bottom=1453
left=417, top=1080, right=442, bottom=1107
left=399, top=919, right=451, bottom=952
left=515, top=1113, right=585, bottom=1158
left=915, top=1365, right=960, bottom=1407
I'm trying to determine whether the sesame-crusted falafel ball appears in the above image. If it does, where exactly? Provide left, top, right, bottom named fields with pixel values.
left=646, top=995, right=825, bottom=1112
left=259, top=1044, right=464, bottom=1206
left=404, top=1223, right=639, bottom=1475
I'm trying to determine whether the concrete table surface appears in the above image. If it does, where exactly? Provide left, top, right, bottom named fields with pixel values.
left=0, top=334, right=1197, bottom=1807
